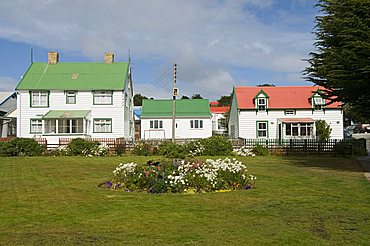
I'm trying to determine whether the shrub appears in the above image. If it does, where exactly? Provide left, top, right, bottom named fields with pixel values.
left=157, top=141, right=187, bottom=158
left=252, top=145, right=269, bottom=156
left=132, top=142, right=156, bottom=156
left=7, top=138, right=45, bottom=156
left=186, top=140, right=205, bottom=157
left=200, top=136, right=232, bottom=156
left=0, top=141, right=16, bottom=157
left=67, top=138, right=100, bottom=156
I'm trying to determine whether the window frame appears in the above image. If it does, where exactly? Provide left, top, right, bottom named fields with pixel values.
left=30, top=119, right=43, bottom=134
left=284, top=109, right=296, bottom=115
left=93, top=118, right=112, bottom=133
left=256, top=121, right=268, bottom=138
left=66, top=91, right=77, bottom=104
left=93, top=91, right=113, bottom=105
left=190, top=120, right=204, bottom=129
left=150, top=120, right=163, bottom=129
left=30, top=91, right=49, bottom=108
left=285, top=122, right=314, bottom=137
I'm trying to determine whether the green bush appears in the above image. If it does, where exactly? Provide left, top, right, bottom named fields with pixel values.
left=252, top=145, right=269, bottom=156
left=0, top=141, right=16, bottom=156
left=132, top=142, right=156, bottom=156
left=0, top=138, right=44, bottom=156
left=200, top=136, right=232, bottom=156
left=67, top=138, right=99, bottom=156
left=157, top=141, right=186, bottom=158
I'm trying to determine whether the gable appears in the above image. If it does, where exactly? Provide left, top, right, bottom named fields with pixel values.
left=141, top=99, right=211, bottom=118
left=235, top=86, right=341, bottom=109
left=16, top=62, right=129, bottom=90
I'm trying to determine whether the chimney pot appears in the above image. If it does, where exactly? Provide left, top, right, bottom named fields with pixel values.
left=104, top=52, right=114, bottom=64
left=48, top=52, right=59, bottom=64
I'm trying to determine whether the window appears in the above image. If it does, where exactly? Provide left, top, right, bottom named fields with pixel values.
left=285, top=123, right=313, bottom=137
left=190, top=120, right=203, bottom=129
left=150, top=120, right=163, bottom=129
left=218, top=118, right=226, bottom=130
left=30, top=91, right=49, bottom=107
left=66, top=91, right=76, bottom=104
left=94, top=119, right=112, bottom=133
left=257, top=98, right=266, bottom=110
left=284, top=109, right=296, bottom=115
left=312, top=94, right=325, bottom=110
left=257, top=121, right=268, bottom=138
left=93, top=91, right=113, bottom=105
left=44, top=119, right=56, bottom=134
left=30, top=119, right=42, bottom=133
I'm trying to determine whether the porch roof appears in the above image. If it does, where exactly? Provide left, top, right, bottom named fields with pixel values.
left=42, top=110, right=90, bottom=119
left=279, top=118, right=314, bottom=123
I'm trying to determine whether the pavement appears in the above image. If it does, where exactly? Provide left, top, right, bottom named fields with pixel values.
left=356, top=154, right=370, bottom=182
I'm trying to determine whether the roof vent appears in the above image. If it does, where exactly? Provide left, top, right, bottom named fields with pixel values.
left=48, top=52, right=59, bottom=64
left=104, top=52, right=114, bottom=64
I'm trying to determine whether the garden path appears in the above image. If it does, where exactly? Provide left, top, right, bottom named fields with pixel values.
left=356, top=154, right=370, bottom=182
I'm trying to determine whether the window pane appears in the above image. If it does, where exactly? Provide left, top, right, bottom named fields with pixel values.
left=285, top=124, right=291, bottom=136
left=58, top=119, right=70, bottom=133
left=94, top=119, right=111, bottom=133
left=195, top=120, right=199, bottom=128
left=150, top=121, right=153, bottom=129
left=200, top=120, right=203, bottom=129
left=72, top=119, right=83, bottom=133
left=159, top=121, right=163, bottom=129
left=31, top=119, right=42, bottom=133
left=190, top=120, right=193, bottom=128
left=44, top=119, right=56, bottom=134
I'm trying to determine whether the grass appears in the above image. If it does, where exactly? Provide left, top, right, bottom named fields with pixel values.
left=0, top=155, right=369, bottom=245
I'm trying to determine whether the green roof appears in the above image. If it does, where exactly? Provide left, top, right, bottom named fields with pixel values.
left=141, top=99, right=211, bottom=118
left=16, top=62, right=129, bottom=90
left=42, top=110, right=90, bottom=119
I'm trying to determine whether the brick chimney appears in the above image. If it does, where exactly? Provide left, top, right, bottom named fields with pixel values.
left=104, top=52, right=114, bottom=64
left=48, top=52, right=59, bottom=64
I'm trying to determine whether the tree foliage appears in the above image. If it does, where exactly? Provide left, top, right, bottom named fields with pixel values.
left=191, top=94, right=203, bottom=99
left=305, top=0, right=370, bottom=121
left=316, top=120, right=332, bottom=142
left=181, top=95, right=190, bottom=99
left=133, top=94, right=148, bottom=106
left=217, top=94, right=232, bottom=106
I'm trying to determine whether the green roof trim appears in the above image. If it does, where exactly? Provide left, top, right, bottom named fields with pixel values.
left=254, top=89, right=270, bottom=99
left=42, top=110, right=90, bottom=119
left=16, top=62, right=129, bottom=90
left=141, top=99, right=211, bottom=118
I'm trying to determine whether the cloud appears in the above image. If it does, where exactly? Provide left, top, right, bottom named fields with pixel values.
left=0, top=0, right=314, bottom=98
left=0, top=76, right=18, bottom=91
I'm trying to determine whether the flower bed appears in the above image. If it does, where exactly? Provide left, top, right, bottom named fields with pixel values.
left=100, top=158, right=256, bottom=194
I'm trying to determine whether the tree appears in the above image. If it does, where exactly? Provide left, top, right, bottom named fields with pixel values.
left=257, top=84, right=275, bottom=87
left=316, top=120, right=332, bottom=142
left=191, top=94, right=203, bottom=99
left=181, top=95, right=190, bottom=99
left=217, top=94, right=232, bottom=106
left=305, top=0, right=370, bottom=121
left=133, top=94, right=148, bottom=106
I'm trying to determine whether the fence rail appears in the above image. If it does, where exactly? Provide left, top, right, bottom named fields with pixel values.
left=242, top=138, right=367, bottom=156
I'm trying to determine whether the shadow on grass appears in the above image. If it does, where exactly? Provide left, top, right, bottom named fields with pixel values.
left=280, top=156, right=363, bottom=173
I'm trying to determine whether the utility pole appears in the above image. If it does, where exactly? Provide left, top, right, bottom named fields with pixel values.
left=172, top=64, right=178, bottom=142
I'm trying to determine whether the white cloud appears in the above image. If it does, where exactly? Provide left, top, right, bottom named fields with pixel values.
left=0, top=0, right=314, bottom=98
left=0, top=77, right=18, bottom=91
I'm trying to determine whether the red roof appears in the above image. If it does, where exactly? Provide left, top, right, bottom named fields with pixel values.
left=210, top=101, right=219, bottom=106
left=235, top=86, right=341, bottom=109
left=210, top=106, right=230, bottom=113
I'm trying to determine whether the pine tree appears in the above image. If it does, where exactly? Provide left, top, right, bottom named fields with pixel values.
left=305, top=0, right=370, bottom=121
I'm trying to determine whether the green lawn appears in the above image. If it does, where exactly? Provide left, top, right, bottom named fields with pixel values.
left=0, top=156, right=369, bottom=245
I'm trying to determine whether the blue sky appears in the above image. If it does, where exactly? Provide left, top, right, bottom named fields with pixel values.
left=0, top=0, right=318, bottom=100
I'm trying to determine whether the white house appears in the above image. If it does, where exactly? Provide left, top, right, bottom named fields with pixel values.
left=0, top=92, right=17, bottom=138
left=16, top=52, right=134, bottom=145
left=228, top=86, right=343, bottom=140
left=140, top=99, right=212, bottom=140
left=209, top=102, right=229, bottom=135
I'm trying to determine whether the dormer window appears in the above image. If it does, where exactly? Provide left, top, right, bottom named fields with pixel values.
left=258, top=98, right=266, bottom=110
left=254, top=89, right=269, bottom=111
left=311, top=92, right=325, bottom=110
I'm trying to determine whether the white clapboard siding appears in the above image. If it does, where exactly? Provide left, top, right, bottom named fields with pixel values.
left=238, top=108, right=343, bottom=139
left=141, top=118, right=212, bottom=140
